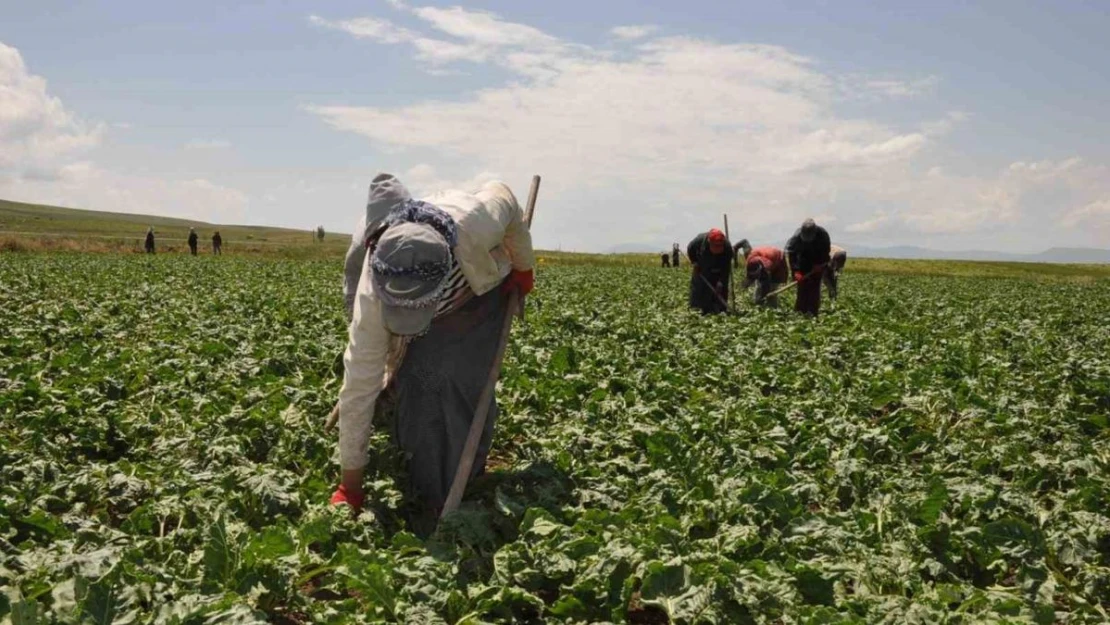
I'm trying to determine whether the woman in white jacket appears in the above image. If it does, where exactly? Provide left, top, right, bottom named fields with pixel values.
left=330, top=174, right=535, bottom=530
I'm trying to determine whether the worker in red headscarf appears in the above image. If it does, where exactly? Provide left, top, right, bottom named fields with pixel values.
left=742, top=245, right=788, bottom=306
left=686, top=228, right=733, bottom=314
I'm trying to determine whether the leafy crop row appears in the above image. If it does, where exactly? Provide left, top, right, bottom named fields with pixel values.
left=1, top=254, right=1108, bottom=623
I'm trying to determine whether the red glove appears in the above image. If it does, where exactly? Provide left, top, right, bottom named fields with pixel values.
left=330, top=485, right=364, bottom=511
left=503, top=269, right=535, bottom=296
left=794, top=271, right=806, bottom=283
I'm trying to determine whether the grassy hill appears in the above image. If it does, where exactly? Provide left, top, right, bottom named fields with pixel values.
left=0, top=198, right=349, bottom=256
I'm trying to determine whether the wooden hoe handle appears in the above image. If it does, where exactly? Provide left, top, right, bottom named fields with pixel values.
left=440, top=175, right=541, bottom=518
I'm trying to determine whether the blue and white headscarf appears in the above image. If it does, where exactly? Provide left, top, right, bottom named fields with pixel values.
left=369, top=200, right=459, bottom=299
left=384, top=199, right=458, bottom=248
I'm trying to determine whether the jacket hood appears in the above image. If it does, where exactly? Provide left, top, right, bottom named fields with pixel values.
left=364, top=173, right=412, bottom=244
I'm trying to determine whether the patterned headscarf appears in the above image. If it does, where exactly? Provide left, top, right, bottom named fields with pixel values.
left=384, top=199, right=458, bottom=248
left=369, top=200, right=459, bottom=291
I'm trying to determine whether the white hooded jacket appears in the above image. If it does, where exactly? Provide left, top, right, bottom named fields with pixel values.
left=338, top=180, right=535, bottom=470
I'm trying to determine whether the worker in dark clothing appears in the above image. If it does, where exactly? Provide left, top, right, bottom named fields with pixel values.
left=661, top=252, right=671, bottom=267
left=671, top=243, right=680, bottom=268
left=687, top=228, right=733, bottom=315
left=785, top=218, right=831, bottom=317
left=187, top=228, right=199, bottom=256
left=212, top=231, right=223, bottom=255
left=144, top=227, right=155, bottom=254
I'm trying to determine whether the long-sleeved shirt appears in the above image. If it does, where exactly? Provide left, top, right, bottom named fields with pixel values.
left=746, top=246, right=787, bottom=283
left=687, top=232, right=733, bottom=279
left=337, top=181, right=535, bottom=470
left=343, top=215, right=369, bottom=319
left=785, top=226, right=831, bottom=274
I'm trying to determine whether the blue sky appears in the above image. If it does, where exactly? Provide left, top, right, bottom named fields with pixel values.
left=2, top=0, right=1108, bottom=252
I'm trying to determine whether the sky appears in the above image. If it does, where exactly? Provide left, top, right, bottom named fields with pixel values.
left=2, top=0, right=1108, bottom=253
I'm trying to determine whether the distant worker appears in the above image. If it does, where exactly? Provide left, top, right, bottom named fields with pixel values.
left=212, top=231, right=223, bottom=255
left=686, top=228, right=733, bottom=315
left=742, top=245, right=788, bottom=306
left=824, top=244, right=847, bottom=301
left=187, top=228, right=198, bottom=256
left=144, top=227, right=155, bottom=254
left=732, top=238, right=752, bottom=268
left=671, top=243, right=680, bottom=268
left=331, top=174, right=535, bottom=536
left=661, top=252, right=671, bottom=268
left=785, top=218, right=831, bottom=317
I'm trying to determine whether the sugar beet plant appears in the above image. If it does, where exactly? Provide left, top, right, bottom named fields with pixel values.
left=1, top=253, right=1108, bottom=624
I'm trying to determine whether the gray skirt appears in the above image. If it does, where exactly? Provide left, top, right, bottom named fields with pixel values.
left=387, top=282, right=509, bottom=516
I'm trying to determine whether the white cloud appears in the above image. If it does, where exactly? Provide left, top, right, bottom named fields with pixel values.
left=2, top=163, right=249, bottom=223
left=861, top=75, right=939, bottom=98
left=845, top=211, right=890, bottom=233
left=308, top=14, right=418, bottom=45
left=610, top=25, right=659, bottom=40
left=304, top=6, right=1110, bottom=251
left=410, top=5, right=559, bottom=48
left=1061, top=199, right=1110, bottom=233
left=402, top=162, right=501, bottom=196
left=306, top=6, right=947, bottom=248
left=0, top=41, right=103, bottom=179
left=184, top=138, right=232, bottom=150
left=309, top=6, right=567, bottom=67
left=0, top=40, right=250, bottom=225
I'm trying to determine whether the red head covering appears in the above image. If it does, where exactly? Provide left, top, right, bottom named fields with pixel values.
left=707, top=228, right=726, bottom=252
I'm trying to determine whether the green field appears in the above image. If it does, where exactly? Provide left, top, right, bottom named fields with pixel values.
left=1, top=251, right=1108, bottom=624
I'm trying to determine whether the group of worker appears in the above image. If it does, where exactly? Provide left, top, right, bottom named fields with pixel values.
left=326, top=174, right=855, bottom=533
left=682, top=219, right=847, bottom=317
left=143, top=227, right=222, bottom=255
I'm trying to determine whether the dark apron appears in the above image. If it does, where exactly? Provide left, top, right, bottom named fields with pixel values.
left=385, top=282, right=509, bottom=524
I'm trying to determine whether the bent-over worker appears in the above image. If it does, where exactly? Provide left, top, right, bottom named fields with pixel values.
left=687, top=228, right=733, bottom=315
left=785, top=218, right=831, bottom=317
left=331, top=176, right=535, bottom=531
left=661, top=252, right=671, bottom=268
left=824, top=244, right=847, bottom=301
left=742, top=245, right=788, bottom=306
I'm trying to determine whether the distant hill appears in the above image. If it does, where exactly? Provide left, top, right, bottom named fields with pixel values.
left=607, top=242, right=665, bottom=254
left=848, top=244, right=1110, bottom=264
left=0, top=198, right=350, bottom=253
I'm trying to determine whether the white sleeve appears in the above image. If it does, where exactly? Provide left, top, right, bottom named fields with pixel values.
left=337, top=253, right=390, bottom=470
left=343, top=216, right=368, bottom=319
left=479, top=181, right=535, bottom=271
